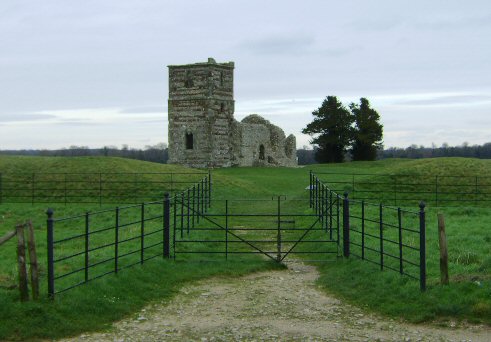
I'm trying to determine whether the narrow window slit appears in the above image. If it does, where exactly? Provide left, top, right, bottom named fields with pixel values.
left=186, top=133, right=194, bottom=150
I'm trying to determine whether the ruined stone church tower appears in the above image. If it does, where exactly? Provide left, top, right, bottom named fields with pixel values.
left=167, top=58, right=297, bottom=168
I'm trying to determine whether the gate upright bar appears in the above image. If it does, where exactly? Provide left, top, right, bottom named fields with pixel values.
left=309, top=170, right=313, bottom=208
left=343, top=192, right=350, bottom=257
left=277, top=196, right=281, bottom=262
left=419, top=202, right=426, bottom=291
left=47, top=209, right=55, bottom=299
left=164, top=193, right=170, bottom=258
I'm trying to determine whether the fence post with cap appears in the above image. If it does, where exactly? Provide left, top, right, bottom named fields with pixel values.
left=419, top=201, right=426, bottom=291
left=46, top=208, right=55, bottom=299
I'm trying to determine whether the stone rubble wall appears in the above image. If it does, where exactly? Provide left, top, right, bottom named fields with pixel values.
left=233, top=115, right=297, bottom=167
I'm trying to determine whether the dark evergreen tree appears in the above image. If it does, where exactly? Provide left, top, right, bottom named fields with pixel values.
left=302, top=96, right=354, bottom=163
left=350, top=98, right=383, bottom=161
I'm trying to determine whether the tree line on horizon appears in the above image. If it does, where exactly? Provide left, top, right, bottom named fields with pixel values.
left=0, top=143, right=169, bottom=164
left=2, top=136, right=491, bottom=167
left=296, top=142, right=491, bottom=164
left=5, top=142, right=491, bottom=166
left=381, top=142, right=491, bottom=159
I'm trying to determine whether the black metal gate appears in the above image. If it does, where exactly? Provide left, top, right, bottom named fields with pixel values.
left=173, top=196, right=339, bottom=262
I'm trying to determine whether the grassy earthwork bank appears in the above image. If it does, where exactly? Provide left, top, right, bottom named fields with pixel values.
left=0, top=156, right=283, bottom=340
left=1, top=155, right=491, bottom=339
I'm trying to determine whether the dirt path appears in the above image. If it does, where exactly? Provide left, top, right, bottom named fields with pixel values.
left=63, top=261, right=490, bottom=341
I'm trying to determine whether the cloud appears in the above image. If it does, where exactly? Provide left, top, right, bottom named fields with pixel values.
left=52, top=119, right=100, bottom=127
left=239, top=34, right=315, bottom=55
left=349, top=9, right=491, bottom=32
left=317, top=46, right=360, bottom=57
left=350, top=17, right=403, bottom=31
left=119, top=106, right=167, bottom=114
left=0, top=113, right=57, bottom=123
left=394, top=95, right=491, bottom=106
left=416, top=13, right=491, bottom=30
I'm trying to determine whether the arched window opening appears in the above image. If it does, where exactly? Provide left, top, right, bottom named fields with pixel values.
left=259, top=145, right=265, bottom=160
left=220, top=102, right=225, bottom=112
left=220, top=72, right=224, bottom=86
left=185, top=133, right=194, bottom=150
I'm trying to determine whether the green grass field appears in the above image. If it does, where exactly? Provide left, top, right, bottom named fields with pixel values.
left=1, top=155, right=491, bottom=339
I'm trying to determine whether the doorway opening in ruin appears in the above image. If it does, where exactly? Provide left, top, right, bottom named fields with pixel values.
left=186, top=133, right=194, bottom=150
left=259, top=145, right=265, bottom=160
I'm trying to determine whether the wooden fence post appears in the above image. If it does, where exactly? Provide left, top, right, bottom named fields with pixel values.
left=1, top=222, right=39, bottom=301
left=438, top=213, right=449, bottom=285
left=16, top=224, right=29, bottom=301
left=26, top=221, right=39, bottom=300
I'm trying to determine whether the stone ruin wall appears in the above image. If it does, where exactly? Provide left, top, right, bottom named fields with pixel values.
left=167, top=58, right=297, bottom=168
left=232, top=115, right=297, bottom=167
left=167, top=59, right=235, bottom=168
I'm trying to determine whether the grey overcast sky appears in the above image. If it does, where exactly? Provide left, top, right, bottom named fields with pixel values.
left=1, top=0, right=490, bottom=149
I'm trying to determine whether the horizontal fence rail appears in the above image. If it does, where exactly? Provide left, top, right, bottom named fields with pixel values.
left=310, top=171, right=426, bottom=291
left=1, top=171, right=210, bottom=205
left=46, top=174, right=211, bottom=297
left=312, top=171, right=491, bottom=207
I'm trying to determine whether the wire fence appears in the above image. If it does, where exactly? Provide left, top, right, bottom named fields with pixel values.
left=0, top=171, right=210, bottom=205
left=312, top=171, right=491, bottom=207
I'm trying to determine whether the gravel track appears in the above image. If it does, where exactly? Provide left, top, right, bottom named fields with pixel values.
left=61, top=261, right=490, bottom=341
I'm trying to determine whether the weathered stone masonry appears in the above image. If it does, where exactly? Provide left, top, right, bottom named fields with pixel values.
left=167, top=58, right=297, bottom=168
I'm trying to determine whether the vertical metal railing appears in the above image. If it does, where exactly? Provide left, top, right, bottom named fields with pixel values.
left=419, top=202, right=426, bottom=291
left=0, top=172, right=3, bottom=204
left=276, top=196, right=281, bottom=262
left=140, top=204, right=145, bottom=264
left=379, top=204, right=384, bottom=270
left=46, top=194, right=175, bottom=298
left=342, top=192, right=350, bottom=257
left=309, top=170, right=313, bottom=208
left=46, top=209, right=55, bottom=298
left=44, top=172, right=211, bottom=298
left=164, top=193, right=170, bottom=258
left=310, top=172, right=427, bottom=291
left=85, top=212, right=89, bottom=282
left=225, top=199, right=229, bottom=259
left=114, top=207, right=120, bottom=274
